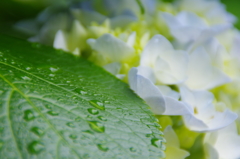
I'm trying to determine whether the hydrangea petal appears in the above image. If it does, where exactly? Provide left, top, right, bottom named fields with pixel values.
left=129, top=67, right=192, bottom=115
left=140, top=35, right=188, bottom=84
left=87, top=33, right=135, bottom=62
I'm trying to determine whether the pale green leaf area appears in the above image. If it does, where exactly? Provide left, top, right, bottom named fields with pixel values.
left=0, top=35, right=165, bottom=159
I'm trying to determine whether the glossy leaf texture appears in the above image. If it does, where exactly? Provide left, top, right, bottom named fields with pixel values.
left=0, top=35, right=165, bottom=159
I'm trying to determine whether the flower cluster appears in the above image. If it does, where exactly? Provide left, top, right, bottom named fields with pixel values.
left=17, top=0, right=240, bottom=158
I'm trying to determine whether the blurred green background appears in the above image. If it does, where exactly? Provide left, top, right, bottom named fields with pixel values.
left=0, top=0, right=239, bottom=37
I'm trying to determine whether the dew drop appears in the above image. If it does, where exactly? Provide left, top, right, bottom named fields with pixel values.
left=31, top=127, right=44, bottom=137
left=47, top=111, right=59, bottom=116
left=49, top=74, right=55, bottom=77
left=97, top=144, right=109, bottom=152
left=87, top=108, right=99, bottom=115
left=82, top=130, right=94, bottom=135
left=73, top=88, right=87, bottom=95
left=145, top=134, right=152, bottom=138
left=88, top=121, right=104, bottom=133
left=26, top=67, right=31, bottom=70
left=151, top=138, right=162, bottom=148
left=28, top=141, right=44, bottom=154
left=22, top=76, right=31, bottom=81
left=45, top=104, right=51, bottom=109
left=129, top=147, right=136, bottom=152
left=89, top=100, right=105, bottom=110
left=69, top=134, right=77, bottom=139
left=104, top=101, right=110, bottom=104
left=97, top=116, right=107, bottom=121
left=49, top=67, right=59, bottom=73
left=75, top=117, right=81, bottom=122
left=23, top=110, right=35, bottom=121
left=66, top=122, right=75, bottom=128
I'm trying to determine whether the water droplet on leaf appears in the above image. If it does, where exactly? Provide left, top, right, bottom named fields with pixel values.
left=69, top=134, right=77, bottom=139
left=45, top=104, right=51, bottom=109
left=129, top=147, right=136, bottom=152
left=49, top=67, right=59, bottom=72
left=31, top=127, right=44, bottom=137
left=22, top=76, right=31, bottom=81
left=75, top=117, right=81, bottom=122
left=89, top=100, right=105, bottom=110
left=47, top=111, right=59, bottom=116
left=88, top=121, right=104, bottom=133
left=151, top=138, right=162, bottom=148
left=66, top=122, right=75, bottom=128
left=97, top=116, right=107, bottom=121
left=27, top=141, right=44, bottom=154
left=87, top=108, right=99, bottom=115
left=23, top=110, right=35, bottom=121
left=97, top=144, right=109, bottom=152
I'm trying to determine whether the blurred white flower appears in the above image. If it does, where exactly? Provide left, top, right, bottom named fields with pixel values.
left=180, top=87, right=237, bottom=132
left=164, top=126, right=190, bottom=159
left=103, top=62, right=125, bottom=80
left=184, top=46, right=230, bottom=90
left=161, top=11, right=231, bottom=47
left=204, top=122, right=240, bottom=159
left=87, top=33, right=136, bottom=65
left=140, top=34, right=188, bottom=84
left=128, top=67, right=192, bottom=115
left=178, top=0, right=236, bottom=25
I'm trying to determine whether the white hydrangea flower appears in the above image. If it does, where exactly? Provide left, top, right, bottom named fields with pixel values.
left=184, top=46, right=230, bottom=90
left=103, top=62, right=125, bottom=80
left=180, top=87, right=237, bottom=132
left=204, top=122, right=240, bottom=159
left=178, top=0, right=236, bottom=25
left=161, top=11, right=231, bottom=47
left=164, top=126, right=190, bottom=159
left=87, top=32, right=136, bottom=65
left=53, top=20, right=87, bottom=56
left=128, top=67, right=192, bottom=115
left=140, top=34, right=189, bottom=85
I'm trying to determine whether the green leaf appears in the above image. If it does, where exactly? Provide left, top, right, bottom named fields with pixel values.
left=136, top=0, right=145, bottom=14
left=0, top=35, right=165, bottom=159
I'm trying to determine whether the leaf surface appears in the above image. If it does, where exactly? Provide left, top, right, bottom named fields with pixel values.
left=0, top=35, right=165, bottom=159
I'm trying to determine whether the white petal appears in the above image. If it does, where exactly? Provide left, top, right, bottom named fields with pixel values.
left=126, top=32, right=136, bottom=48
left=157, top=85, right=180, bottom=100
left=176, top=11, right=206, bottom=28
left=164, top=126, right=180, bottom=147
left=164, top=126, right=190, bottom=159
left=205, top=110, right=238, bottom=131
left=128, top=68, right=165, bottom=114
left=183, top=113, right=209, bottom=132
left=136, top=66, right=156, bottom=84
left=185, top=47, right=230, bottom=90
left=129, top=67, right=192, bottom=115
left=189, top=24, right=231, bottom=52
left=71, top=9, right=106, bottom=26
left=204, top=143, right=219, bottom=159
left=163, top=96, right=192, bottom=115
left=154, top=50, right=188, bottom=84
left=103, top=62, right=121, bottom=75
left=180, top=86, right=214, bottom=109
left=161, top=12, right=181, bottom=30
left=141, top=35, right=188, bottom=84
left=87, top=34, right=135, bottom=62
left=53, top=30, right=68, bottom=51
